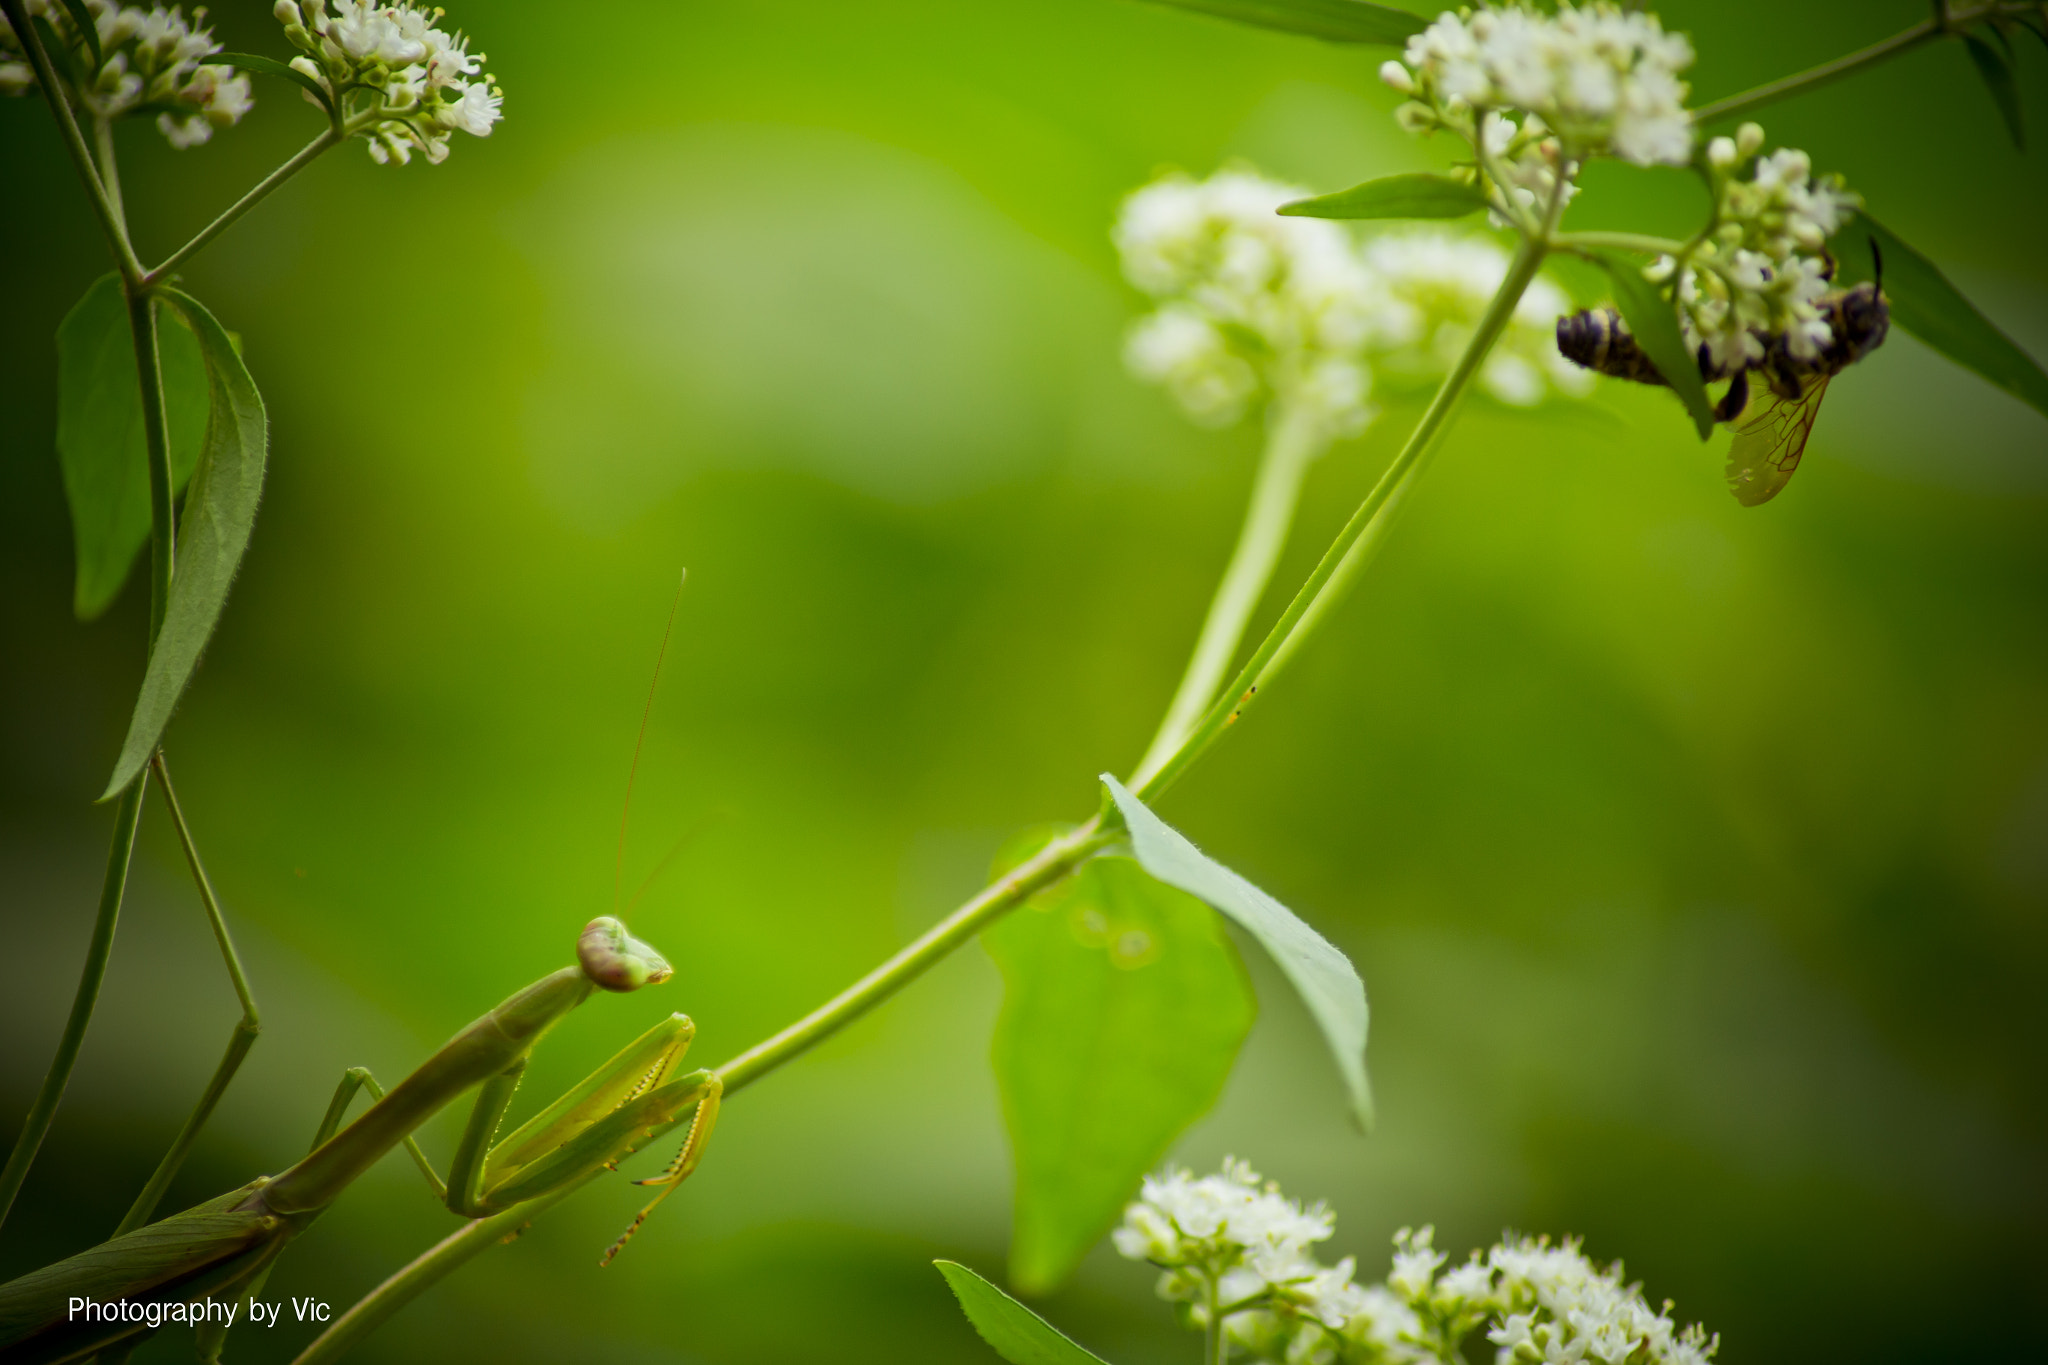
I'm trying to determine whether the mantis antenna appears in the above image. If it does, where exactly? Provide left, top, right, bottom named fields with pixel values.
left=615, top=569, right=687, bottom=915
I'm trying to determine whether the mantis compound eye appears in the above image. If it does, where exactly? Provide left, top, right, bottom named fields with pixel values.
left=578, top=916, right=675, bottom=992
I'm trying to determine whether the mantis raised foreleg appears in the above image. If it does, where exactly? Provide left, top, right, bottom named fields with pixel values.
left=0, top=917, right=721, bottom=1365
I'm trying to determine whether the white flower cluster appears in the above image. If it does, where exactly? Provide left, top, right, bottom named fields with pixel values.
left=0, top=0, right=253, bottom=148
left=272, top=0, right=500, bottom=164
left=1116, top=168, right=1584, bottom=437
left=1118, top=169, right=1378, bottom=438
left=1654, top=123, right=1861, bottom=373
left=1115, top=1164, right=1718, bottom=1365
left=1380, top=3, right=1694, bottom=224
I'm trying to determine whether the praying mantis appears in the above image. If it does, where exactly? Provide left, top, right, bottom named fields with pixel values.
left=0, top=915, right=721, bottom=1364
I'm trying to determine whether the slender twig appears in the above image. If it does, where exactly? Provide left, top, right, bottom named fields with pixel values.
left=91, top=116, right=125, bottom=226
left=0, top=0, right=141, bottom=279
left=1132, top=402, right=1324, bottom=788
left=124, top=286, right=176, bottom=644
left=1137, top=223, right=1555, bottom=805
left=113, top=754, right=263, bottom=1236
left=713, top=820, right=1113, bottom=1092
left=0, top=780, right=147, bottom=1233
left=1688, top=1, right=2041, bottom=126
left=144, top=127, right=340, bottom=286
left=1551, top=230, right=1691, bottom=257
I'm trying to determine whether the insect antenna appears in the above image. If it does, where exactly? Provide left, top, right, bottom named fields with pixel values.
left=614, top=570, right=688, bottom=916
left=1870, top=235, right=1885, bottom=293
left=624, top=809, right=726, bottom=920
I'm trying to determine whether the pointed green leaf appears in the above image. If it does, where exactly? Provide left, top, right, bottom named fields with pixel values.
left=203, top=52, right=333, bottom=113
left=985, top=855, right=1254, bottom=1293
left=56, top=0, right=100, bottom=70
left=1593, top=252, right=1714, bottom=440
left=1136, top=0, right=1427, bottom=45
left=1101, top=776, right=1372, bottom=1129
left=935, top=1261, right=1113, bottom=1365
left=1279, top=173, right=1486, bottom=221
left=1835, top=211, right=2048, bottom=423
left=1962, top=33, right=2025, bottom=148
left=101, top=290, right=268, bottom=800
left=55, top=275, right=209, bottom=621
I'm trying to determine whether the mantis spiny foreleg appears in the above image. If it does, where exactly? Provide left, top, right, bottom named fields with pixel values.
left=598, top=1071, right=722, bottom=1267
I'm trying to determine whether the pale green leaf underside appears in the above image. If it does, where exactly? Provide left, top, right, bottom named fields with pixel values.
left=1595, top=252, right=1714, bottom=440
left=936, top=1260, right=1113, bottom=1365
left=1279, top=172, right=1486, bottom=221
left=56, top=274, right=209, bottom=620
left=1136, top=0, right=1426, bottom=45
left=1101, top=776, right=1372, bottom=1129
left=101, top=290, right=269, bottom=799
left=986, top=855, right=1254, bottom=1293
left=1836, top=211, right=2048, bottom=424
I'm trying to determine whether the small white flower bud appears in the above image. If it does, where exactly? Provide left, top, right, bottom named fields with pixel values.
left=1736, top=121, right=1765, bottom=156
left=1379, top=59, right=1415, bottom=94
left=1707, top=136, right=1736, bottom=169
left=273, top=0, right=297, bottom=21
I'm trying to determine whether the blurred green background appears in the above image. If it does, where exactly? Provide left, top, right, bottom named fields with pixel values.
left=3, top=1, right=2045, bottom=1361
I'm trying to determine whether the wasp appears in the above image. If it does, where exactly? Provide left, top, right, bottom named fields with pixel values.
left=1556, top=249, right=1889, bottom=505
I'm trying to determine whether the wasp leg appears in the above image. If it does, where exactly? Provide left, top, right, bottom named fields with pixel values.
left=599, top=1073, right=723, bottom=1267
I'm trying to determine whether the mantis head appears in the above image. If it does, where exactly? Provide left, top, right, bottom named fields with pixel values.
left=578, top=916, right=674, bottom=992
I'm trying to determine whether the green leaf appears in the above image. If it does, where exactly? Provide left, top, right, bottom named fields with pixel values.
left=1835, top=211, right=2048, bottom=423
left=101, top=290, right=268, bottom=800
left=1136, top=0, right=1427, bottom=45
left=204, top=52, right=333, bottom=112
left=1593, top=252, right=1715, bottom=440
left=935, top=1261, right=1113, bottom=1365
left=985, top=856, right=1254, bottom=1293
left=1278, top=172, right=1486, bottom=221
left=56, top=0, right=100, bottom=70
left=1101, top=776, right=1373, bottom=1129
left=56, top=275, right=209, bottom=621
left=1962, top=32, right=2025, bottom=148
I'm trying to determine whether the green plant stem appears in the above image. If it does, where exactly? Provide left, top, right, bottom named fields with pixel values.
left=1551, top=230, right=1689, bottom=258
left=1205, top=1271, right=1226, bottom=1365
left=715, top=820, right=1113, bottom=1091
left=91, top=117, right=125, bottom=226
left=145, top=127, right=340, bottom=286
left=0, top=0, right=142, bottom=280
left=0, top=779, right=146, bottom=1234
left=1690, top=1, right=2039, bottom=125
left=125, top=286, right=176, bottom=644
left=1132, top=401, right=1324, bottom=788
left=113, top=754, right=262, bottom=1236
left=1136, top=223, right=1554, bottom=805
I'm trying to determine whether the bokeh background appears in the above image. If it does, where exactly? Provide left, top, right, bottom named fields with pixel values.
left=3, top=1, right=2045, bottom=1361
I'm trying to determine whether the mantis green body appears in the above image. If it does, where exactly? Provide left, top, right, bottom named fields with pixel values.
left=0, top=917, right=720, bottom=1365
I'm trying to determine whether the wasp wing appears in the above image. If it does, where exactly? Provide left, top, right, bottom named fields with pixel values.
left=1725, top=374, right=1830, bottom=507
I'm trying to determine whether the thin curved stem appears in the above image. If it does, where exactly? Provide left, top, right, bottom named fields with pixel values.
left=0, top=779, right=146, bottom=1233
left=714, top=819, right=1112, bottom=1092
left=124, top=287, right=176, bottom=644
left=145, top=128, right=340, bottom=285
left=1132, top=402, right=1324, bottom=788
left=1551, top=230, right=1690, bottom=258
left=1137, top=224, right=1553, bottom=805
left=1689, top=1, right=2040, bottom=126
